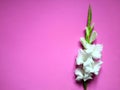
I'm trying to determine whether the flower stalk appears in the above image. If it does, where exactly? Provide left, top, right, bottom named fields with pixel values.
left=83, top=5, right=92, bottom=90
left=75, top=4, right=103, bottom=90
left=83, top=81, right=87, bottom=90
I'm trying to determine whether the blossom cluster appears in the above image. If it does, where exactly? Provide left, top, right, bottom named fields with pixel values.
left=75, top=29, right=103, bottom=81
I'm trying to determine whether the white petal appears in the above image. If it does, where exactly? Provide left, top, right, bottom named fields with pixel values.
left=93, top=61, right=103, bottom=75
left=85, top=44, right=95, bottom=53
left=84, top=57, right=94, bottom=66
left=92, top=44, right=103, bottom=59
left=76, top=55, right=83, bottom=65
left=92, top=52, right=102, bottom=59
left=90, top=31, right=97, bottom=43
left=76, top=49, right=85, bottom=65
left=76, top=76, right=83, bottom=81
left=80, top=37, right=88, bottom=48
left=95, top=44, right=103, bottom=52
left=75, top=68, right=83, bottom=81
left=79, top=49, right=86, bottom=56
left=78, top=49, right=93, bottom=64
left=83, top=57, right=94, bottom=73
left=75, top=68, right=83, bottom=76
left=83, top=73, right=92, bottom=81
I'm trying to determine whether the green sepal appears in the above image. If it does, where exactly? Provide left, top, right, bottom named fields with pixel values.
left=85, top=27, right=89, bottom=43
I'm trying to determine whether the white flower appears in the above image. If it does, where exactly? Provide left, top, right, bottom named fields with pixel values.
left=75, top=59, right=102, bottom=81
left=83, top=60, right=103, bottom=75
left=83, top=57, right=94, bottom=73
left=80, top=37, right=103, bottom=59
left=75, top=68, right=92, bottom=81
left=76, top=49, right=87, bottom=65
left=85, top=44, right=103, bottom=59
left=76, top=49, right=94, bottom=65
left=91, top=60, right=103, bottom=75
left=75, top=36, right=103, bottom=82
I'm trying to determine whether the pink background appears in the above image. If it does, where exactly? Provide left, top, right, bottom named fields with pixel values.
left=0, top=0, right=120, bottom=90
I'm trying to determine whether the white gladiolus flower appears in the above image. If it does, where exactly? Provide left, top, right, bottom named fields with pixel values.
left=76, top=49, right=85, bottom=65
left=75, top=52, right=103, bottom=81
left=75, top=34, right=103, bottom=81
left=76, top=49, right=91, bottom=65
left=75, top=51, right=102, bottom=81
left=80, top=37, right=103, bottom=59
left=83, top=60, right=103, bottom=75
left=91, top=60, right=103, bottom=75
left=76, top=48, right=98, bottom=64
left=75, top=68, right=92, bottom=81
left=83, top=57, right=94, bottom=73
left=74, top=6, right=103, bottom=90
left=75, top=68, right=84, bottom=81
left=85, top=44, right=103, bottom=59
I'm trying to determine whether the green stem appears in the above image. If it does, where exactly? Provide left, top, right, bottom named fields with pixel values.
left=83, top=81, right=87, bottom=90
left=83, top=4, right=92, bottom=90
